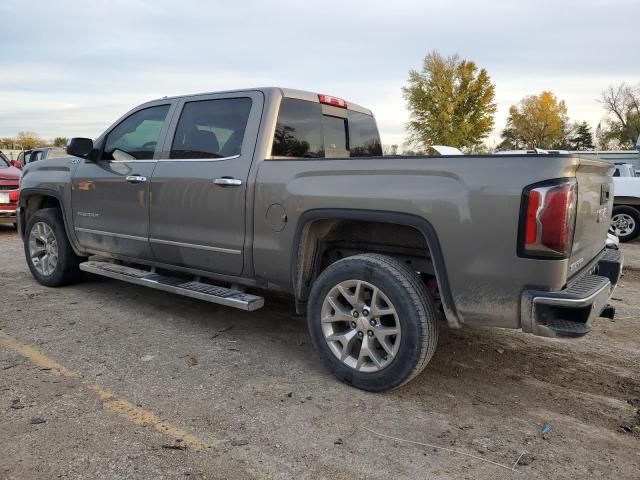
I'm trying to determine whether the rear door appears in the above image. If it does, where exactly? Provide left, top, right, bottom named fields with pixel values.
left=148, top=92, right=263, bottom=275
left=72, top=103, right=173, bottom=259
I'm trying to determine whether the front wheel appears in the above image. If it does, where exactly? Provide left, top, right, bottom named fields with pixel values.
left=611, top=206, right=640, bottom=242
left=307, top=254, right=438, bottom=392
left=24, top=208, right=84, bottom=287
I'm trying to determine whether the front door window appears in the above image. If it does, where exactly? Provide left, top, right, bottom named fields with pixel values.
left=102, top=105, right=170, bottom=161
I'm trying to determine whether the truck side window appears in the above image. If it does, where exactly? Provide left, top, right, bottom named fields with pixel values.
left=103, top=105, right=170, bottom=161
left=171, top=98, right=252, bottom=159
left=348, top=110, right=382, bottom=157
left=272, top=99, right=324, bottom=158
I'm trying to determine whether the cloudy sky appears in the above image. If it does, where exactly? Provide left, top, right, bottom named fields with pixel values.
left=0, top=0, right=638, bottom=149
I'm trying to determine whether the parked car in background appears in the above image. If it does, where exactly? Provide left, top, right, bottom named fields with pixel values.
left=611, top=163, right=640, bottom=241
left=0, top=151, right=23, bottom=170
left=17, top=147, right=67, bottom=166
left=18, top=87, right=621, bottom=391
left=0, top=152, right=21, bottom=228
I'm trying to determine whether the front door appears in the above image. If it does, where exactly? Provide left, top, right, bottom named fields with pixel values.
left=149, top=92, right=263, bottom=275
left=72, top=104, right=172, bottom=259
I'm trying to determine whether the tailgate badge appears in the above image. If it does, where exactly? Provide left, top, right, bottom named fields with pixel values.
left=596, top=207, right=608, bottom=223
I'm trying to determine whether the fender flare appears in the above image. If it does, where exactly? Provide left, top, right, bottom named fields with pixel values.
left=19, top=188, right=84, bottom=256
left=290, top=208, right=460, bottom=327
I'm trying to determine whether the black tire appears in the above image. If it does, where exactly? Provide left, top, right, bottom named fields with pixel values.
left=307, top=253, right=438, bottom=392
left=24, top=208, right=84, bottom=287
left=612, top=205, right=640, bottom=242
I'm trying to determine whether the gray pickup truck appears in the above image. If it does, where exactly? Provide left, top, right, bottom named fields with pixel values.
left=17, top=87, right=622, bottom=391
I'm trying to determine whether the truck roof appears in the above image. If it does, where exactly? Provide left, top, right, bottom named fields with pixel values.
left=150, top=87, right=373, bottom=116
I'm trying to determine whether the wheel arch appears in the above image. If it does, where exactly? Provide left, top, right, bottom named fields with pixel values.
left=19, top=188, right=83, bottom=256
left=291, top=209, right=460, bottom=328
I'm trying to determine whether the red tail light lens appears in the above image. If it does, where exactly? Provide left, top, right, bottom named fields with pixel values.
left=520, top=180, right=577, bottom=258
left=9, top=190, right=19, bottom=202
left=318, top=94, right=347, bottom=109
left=525, top=190, right=541, bottom=245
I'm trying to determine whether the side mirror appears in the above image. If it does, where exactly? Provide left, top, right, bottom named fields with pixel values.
left=66, top=138, right=94, bottom=158
left=9, top=160, right=22, bottom=170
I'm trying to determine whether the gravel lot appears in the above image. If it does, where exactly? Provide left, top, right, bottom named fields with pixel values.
left=1, top=225, right=639, bottom=479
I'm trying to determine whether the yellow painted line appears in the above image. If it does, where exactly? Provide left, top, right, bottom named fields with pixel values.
left=0, top=330, right=79, bottom=377
left=0, top=330, right=210, bottom=451
left=87, top=384, right=209, bottom=450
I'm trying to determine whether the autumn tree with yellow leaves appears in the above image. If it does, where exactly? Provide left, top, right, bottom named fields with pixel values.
left=403, top=51, right=497, bottom=151
left=500, top=91, right=569, bottom=149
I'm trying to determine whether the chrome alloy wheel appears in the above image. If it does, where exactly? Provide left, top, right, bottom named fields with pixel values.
left=321, top=280, right=401, bottom=372
left=612, top=213, right=636, bottom=238
left=29, top=221, right=59, bottom=276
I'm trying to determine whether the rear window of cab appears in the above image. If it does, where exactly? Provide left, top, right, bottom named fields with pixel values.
left=272, top=98, right=382, bottom=158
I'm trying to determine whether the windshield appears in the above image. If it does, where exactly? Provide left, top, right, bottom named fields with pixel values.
left=0, top=153, right=9, bottom=168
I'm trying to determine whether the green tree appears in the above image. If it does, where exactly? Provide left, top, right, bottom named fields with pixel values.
left=497, top=118, right=522, bottom=150
left=0, top=137, right=16, bottom=149
left=601, top=83, right=640, bottom=148
left=402, top=51, right=496, bottom=151
left=503, top=91, right=568, bottom=149
left=569, top=121, right=593, bottom=150
left=53, top=137, right=68, bottom=147
left=15, top=131, right=44, bottom=150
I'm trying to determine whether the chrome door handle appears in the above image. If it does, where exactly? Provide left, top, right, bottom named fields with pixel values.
left=214, top=177, right=242, bottom=186
left=125, top=175, right=147, bottom=183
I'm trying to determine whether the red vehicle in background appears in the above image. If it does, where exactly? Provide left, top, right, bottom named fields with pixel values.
left=0, top=152, right=21, bottom=228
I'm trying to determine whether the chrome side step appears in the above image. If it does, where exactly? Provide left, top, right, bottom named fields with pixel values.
left=79, top=261, right=264, bottom=311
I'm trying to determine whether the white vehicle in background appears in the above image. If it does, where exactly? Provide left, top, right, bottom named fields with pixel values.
left=611, top=163, right=640, bottom=242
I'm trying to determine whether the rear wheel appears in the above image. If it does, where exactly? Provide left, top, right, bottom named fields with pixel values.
left=611, top=206, right=640, bottom=242
left=307, top=254, right=438, bottom=391
left=24, top=208, right=84, bottom=286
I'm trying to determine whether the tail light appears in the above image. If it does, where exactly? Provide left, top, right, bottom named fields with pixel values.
left=9, top=190, right=20, bottom=203
left=318, top=94, right=347, bottom=109
left=519, top=179, right=577, bottom=258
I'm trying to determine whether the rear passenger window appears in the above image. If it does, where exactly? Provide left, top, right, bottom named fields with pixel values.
left=171, top=98, right=252, bottom=159
left=103, top=105, right=170, bottom=160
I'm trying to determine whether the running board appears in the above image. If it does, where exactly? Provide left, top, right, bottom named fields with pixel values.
left=79, top=261, right=264, bottom=311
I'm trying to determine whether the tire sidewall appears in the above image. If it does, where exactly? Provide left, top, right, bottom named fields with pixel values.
left=24, top=209, right=77, bottom=287
left=307, top=257, right=430, bottom=391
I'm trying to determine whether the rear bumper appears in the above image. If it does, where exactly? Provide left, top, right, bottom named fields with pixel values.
left=0, top=208, right=17, bottom=224
left=522, top=248, right=623, bottom=338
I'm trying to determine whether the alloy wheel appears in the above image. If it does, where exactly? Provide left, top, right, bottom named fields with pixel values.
left=321, top=279, right=401, bottom=373
left=612, top=213, right=636, bottom=238
left=29, top=222, right=59, bottom=276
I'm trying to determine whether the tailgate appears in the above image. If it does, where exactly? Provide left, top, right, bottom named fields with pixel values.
left=569, top=158, right=614, bottom=276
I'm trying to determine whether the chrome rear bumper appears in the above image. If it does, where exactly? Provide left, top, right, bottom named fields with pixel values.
left=0, top=209, right=17, bottom=224
left=522, top=248, right=623, bottom=338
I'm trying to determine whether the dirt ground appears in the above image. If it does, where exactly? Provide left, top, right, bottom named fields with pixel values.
left=1, top=225, right=639, bottom=480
